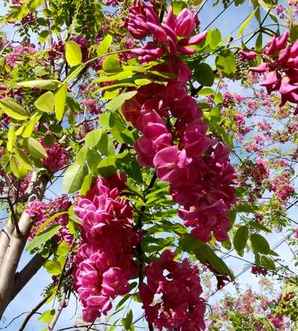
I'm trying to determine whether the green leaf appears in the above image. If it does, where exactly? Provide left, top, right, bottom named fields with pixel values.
left=64, top=64, right=86, bottom=83
left=216, top=50, right=236, bottom=75
left=238, top=9, right=257, bottom=37
left=80, top=174, right=93, bottom=196
left=97, top=34, right=113, bottom=56
left=10, top=149, right=32, bottom=178
left=290, top=24, right=298, bottom=42
left=103, top=54, right=121, bottom=73
left=198, top=87, right=214, bottom=96
left=25, top=137, right=47, bottom=160
left=206, top=28, right=222, bottom=49
left=85, top=129, right=104, bottom=149
left=180, top=235, right=234, bottom=279
left=65, top=41, right=82, bottom=67
left=34, top=91, right=55, bottom=113
left=38, top=309, right=55, bottom=324
left=16, top=80, right=60, bottom=90
left=0, top=98, right=29, bottom=121
left=250, top=234, right=270, bottom=254
left=7, top=126, right=16, bottom=152
left=122, top=310, right=133, bottom=330
left=255, top=32, right=263, bottom=51
left=97, top=157, right=116, bottom=177
left=259, top=255, right=275, bottom=270
left=63, top=163, right=88, bottom=193
left=233, top=226, right=248, bottom=256
left=106, top=91, right=137, bottom=111
left=55, top=84, right=67, bottom=121
left=22, top=113, right=42, bottom=137
left=194, top=63, right=215, bottom=86
left=27, top=224, right=62, bottom=252
left=44, top=260, right=62, bottom=275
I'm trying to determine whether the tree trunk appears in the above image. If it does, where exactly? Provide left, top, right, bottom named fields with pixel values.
left=0, top=172, right=49, bottom=319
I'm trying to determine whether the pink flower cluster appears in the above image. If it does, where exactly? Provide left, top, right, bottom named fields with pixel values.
left=126, top=2, right=206, bottom=62
left=5, top=44, right=35, bottom=67
left=252, top=31, right=298, bottom=106
left=26, top=195, right=73, bottom=244
left=140, top=250, right=205, bottom=331
left=42, top=141, right=69, bottom=173
left=103, top=0, right=121, bottom=5
left=270, top=172, right=294, bottom=202
left=73, top=174, right=138, bottom=322
left=123, top=3, right=235, bottom=243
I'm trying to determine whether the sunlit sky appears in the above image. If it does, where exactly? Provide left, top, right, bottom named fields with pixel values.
left=0, top=1, right=296, bottom=330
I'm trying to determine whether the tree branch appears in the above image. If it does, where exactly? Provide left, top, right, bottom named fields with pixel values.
left=12, top=254, right=46, bottom=302
left=18, top=294, right=50, bottom=331
left=0, top=173, right=49, bottom=318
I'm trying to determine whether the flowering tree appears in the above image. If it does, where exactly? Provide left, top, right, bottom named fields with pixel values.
left=0, top=0, right=297, bottom=330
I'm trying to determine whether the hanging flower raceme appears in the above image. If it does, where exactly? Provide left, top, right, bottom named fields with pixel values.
left=26, top=195, right=73, bottom=244
left=123, top=3, right=236, bottom=243
left=251, top=31, right=298, bottom=106
left=126, top=2, right=207, bottom=62
left=41, top=140, right=69, bottom=173
left=140, top=250, right=206, bottom=331
left=73, top=173, right=139, bottom=322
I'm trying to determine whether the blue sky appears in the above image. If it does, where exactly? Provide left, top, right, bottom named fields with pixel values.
left=0, top=1, right=297, bottom=330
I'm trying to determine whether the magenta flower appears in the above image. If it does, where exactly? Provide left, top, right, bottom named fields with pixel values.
left=140, top=250, right=206, bottom=330
left=74, top=175, right=138, bottom=322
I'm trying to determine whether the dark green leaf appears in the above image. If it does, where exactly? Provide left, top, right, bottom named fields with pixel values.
left=194, top=63, right=215, bottom=86
left=233, top=226, right=248, bottom=256
left=250, top=234, right=270, bottom=254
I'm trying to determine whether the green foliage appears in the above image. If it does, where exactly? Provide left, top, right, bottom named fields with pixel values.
left=180, top=235, right=234, bottom=279
left=27, top=224, right=62, bottom=252
left=65, top=41, right=82, bottom=67
left=233, top=226, right=248, bottom=256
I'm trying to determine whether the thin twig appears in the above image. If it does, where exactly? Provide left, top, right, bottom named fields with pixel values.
left=18, top=294, right=51, bottom=331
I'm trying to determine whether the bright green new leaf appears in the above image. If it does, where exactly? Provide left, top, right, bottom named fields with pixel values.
left=64, top=64, right=86, bottom=83
left=38, top=309, right=55, bottom=324
left=27, top=224, right=62, bottom=252
left=55, top=84, right=67, bottom=121
left=85, top=129, right=103, bottom=149
left=44, top=260, right=62, bottom=275
left=7, top=126, right=16, bottom=152
left=0, top=98, right=29, bottom=121
left=198, top=87, right=214, bottom=96
left=206, top=28, right=222, bottom=49
left=97, top=34, right=113, bottom=56
left=80, top=174, right=93, bottom=196
left=106, top=91, right=137, bottom=111
left=238, top=9, right=257, bottom=37
left=102, top=54, right=121, bottom=73
left=16, top=79, right=60, bottom=90
left=216, top=51, right=236, bottom=75
left=11, top=149, right=32, bottom=178
left=25, top=137, right=48, bottom=160
left=65, top=41, right=82, bottom=67
left=22, top=113, right=42, bottom=138
left=63, top=163, right=88, bottom=193
left=34, top=91, right=55, bottom=113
